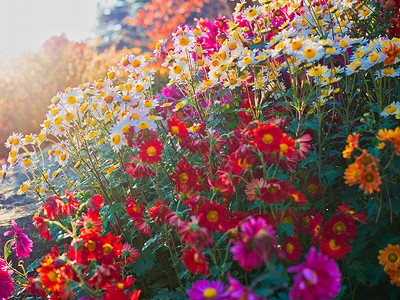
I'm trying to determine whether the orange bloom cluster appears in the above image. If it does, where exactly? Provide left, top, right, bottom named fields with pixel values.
left=342, top=133, right=360, bottom=159
left=377, top=127, right=400, bottom=155
left=378, top=244, right=400, bottom=286
left=344, top=149, right=381, bottom=194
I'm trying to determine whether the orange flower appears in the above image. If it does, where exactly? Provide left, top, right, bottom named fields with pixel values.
left=387, top=269, right=400, bottom=287
left=378, top=244, right=400, bottom=271
left=354, top=149, right=379, bottom=168
left=359, top=167, right=381, bottom=194
left=381, top=42, right=400, bottom=65
left=344, top=162, right=362, bottom=186
left=342, top=133, right=360, bottom=159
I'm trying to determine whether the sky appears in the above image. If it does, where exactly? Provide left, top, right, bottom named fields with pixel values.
left=0, top=0, right=115, bottom=62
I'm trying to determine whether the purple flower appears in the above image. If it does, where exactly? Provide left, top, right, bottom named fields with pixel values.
left=287, top=247, right=341, bottom=300
left=230, top=217, right=279, bottom=270
left=224, top=276, right=265, bottom=300
left=4, top=220, right=33, bottom=259
left=0, top=261, right=14, bottom=300
left=187, top=279, right=226, bottom=300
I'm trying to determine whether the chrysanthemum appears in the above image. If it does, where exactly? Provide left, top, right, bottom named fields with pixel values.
left=167, top=117, right=189, bottom=139
left=170, top=157, right=198, bottom=194
left=182, top=249, right=210, bottom=276
left=344, top=162, right=362, bottom=186
left=187, top=279, right=226, bottom=300
left=138, top=139, right=164, bottom=164
left=359, top=167, right=381, bottom=194
left=319, top=237, right=351, bottom=260
left=0, top=262, right=14, bottom=300
left=288, top=247, right=341, bottom=300
left=245, top=178, right=265, bottom=201
left=224, top=276, right=263, bottom=300
left=378, top=244, right=400, bottom=271
left=230, top=217, right=279, bottom=270
left=4, top=220, right=33, bottom=259
left=283, top=236, right=303, bottom=263
left=198, top=201, right=229, bottom=233
left=342, top=133, right=360, bottom=159
left=250, top=123, right=282, bottom=153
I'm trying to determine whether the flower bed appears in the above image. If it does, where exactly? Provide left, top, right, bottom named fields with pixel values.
left=1, top=0, right=400, bottom=299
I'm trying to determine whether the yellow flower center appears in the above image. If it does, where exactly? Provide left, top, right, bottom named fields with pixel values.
left=333, top=221, right=346, bottom=234
left=180, top=173, right=189, bottom=183
left=12, top=138, right=19, bottom=146
left=139, top=122, right=149, bottom=130
left=280, top=143, right=289, bottom=153
left=364, top=171, right=375, bottom=183
left=135, top=84, right=144, bottom=93
left=132, top=59, right=141, bottom=67
left=286, top=242, right=294, bottom=253
left=147, top=146, right=157, bottom=156
left=173, top=65, right=182, bottom=74
left=247, top=8, right=258, bottom=17
left=329, top=239, right=341, bottom=250
left=179, top=36, right=189, bottom=46
left=171, top=126, right=180, bottom=134
left=292, top=40, right=303, bottom=50
left=369, top=53, right=380, bottom=63
left=48, top=271, right=58, bottom=282
left=308, top=183, right=317, bottom=193
left=388, top=253, right=399, bottom=263
left=86, top=240, right=96, bottom=251
left=383, top=68, right=395, bottom=76
left=243, top=56, right=253, bottom=65
left=385, top=105, right=397, bottom=114
left=304, top=48, right=317, bottom=59
left=207, top=210, right=218, bottom=222
left=203, top=288, right=217, bottom=299
left=112, top=135, right=121, bottom=145
left=238, top=158, right=249, bottom=168
left=103, top=243, right=113, bottom=255
left=339, top=39, right=349, bottom=48
left=228, top=42, right=237, bottom=50
left=67, top=96, right=77, bottom=104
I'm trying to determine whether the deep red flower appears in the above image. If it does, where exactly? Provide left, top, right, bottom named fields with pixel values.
left=76, top=210, right=103, bottom=234
left=125, top=156, right=155, bottom=178
left=198, top=201, right=229, bottom=233
left=319, top=236, right=351, bottom=260
left=138, top=139, right=164, bottom=164
left=336, top=203, right=367, bottom=224
left=279, top=134, right=296, bottom=158
left=88, top=194, right=104, bottom=213
left=182, top=249, right=210, bottom=275
left=308, top=214, right=323, bottom=245
left=282, top=235, right=303, bottom=263
left=179, top=217, right=214, bottom=251
left=288, top=185, right=308, bottom=206
left=104, top=277, right=135, bottom=299
left=170, top=157, right=198, bottom=194
left=260, top=179, right=289, bottom=204
left=323, top=214, right=357, bottom=243
left=89, top=263, right=122, bottom=289
left=148, top=200, right=171, bottom=224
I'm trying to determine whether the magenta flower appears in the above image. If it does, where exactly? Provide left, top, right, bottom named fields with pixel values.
left=0, top=261, right=14, bottom=300
left=187, top=279, right=226, bottom=300
left=4, top=220, right=33, bottom=259
left=230, top=217, right=279, bottom=270
left=224, top=276, right=264, bottom=300
left=287, top=247, right=341, bottom=300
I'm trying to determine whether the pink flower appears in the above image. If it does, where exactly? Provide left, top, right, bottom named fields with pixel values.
left=4, top=220, right=33, bottom=259
left=0, top=261, right=14, bottom=300
left=287, top=247, right=341, bottom=300
left=224, top=275, right=264, bottom=300
left=230, top=217, right=279, bottom=270
left=187, top=279, right=226, bottom=300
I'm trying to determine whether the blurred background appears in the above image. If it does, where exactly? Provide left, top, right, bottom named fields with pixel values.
left=0, top=0, right=237, bottom=159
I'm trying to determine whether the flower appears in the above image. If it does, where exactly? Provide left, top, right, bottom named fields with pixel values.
left=4, top=220, right=33, bottom=259
left=230, top=217, right=279, bottom=270
left=198, top=201, right=229, bottom=233
left=182, top=249, right=210, bottom=275
left=0, top=262, right=14, bottom=300
left=283, top=236, right=303, bottom=263
left=288, top=247, right=341, bottom=300
left=138, top=139, right=164, bottom=164
left=167, top=117, right=189, bottom=138
left=187, top=279, right=226, bottom=300
left=378, top=244, right=400, bottom=272
left=224, top=275, right=264, bottom=300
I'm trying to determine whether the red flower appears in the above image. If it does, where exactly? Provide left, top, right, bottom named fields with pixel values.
left=182, top=249, right=210, bottom=275
left=288, top=185, right=308, bottom=206
left=198, top=201, right=229, bottom=233
left=33, top=213, right=51, bottom=240
left=138, top=139, right=164, bottom=164
left=88, top=194, right=104, bottom=213
left=122, top=242, right=140, bottom=266
left=100, top=233, right=124, bottom=264
left=308, top=214, right=323, bottom=244
left=336, top=203, right=367, bottom=224
left=260, top=179, right=289, bottom=204
left=279, top=134, right=296, bottom=158
left=323, top=215, right=357, bottom=243
left=170, top=157, right=198, bottom=194
left=319, top=237, right=351, bottom=260
left=125, top=156, right=155, bottom=178
left=179, top=217, right=214, bottom=251
left=148, top=200, right=171, bottom=224
left=104, top=277, right=135, bottom=299
left=76, top=210, right=103, bottom=234
left=282, top=235, right=303, bottom=263
left=167, top=117, right=189, bottom=138
left=250, top=123, right=282, bottom=153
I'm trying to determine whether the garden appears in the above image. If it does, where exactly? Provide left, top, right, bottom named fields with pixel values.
left=1, top=0, right=400, bottom=299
